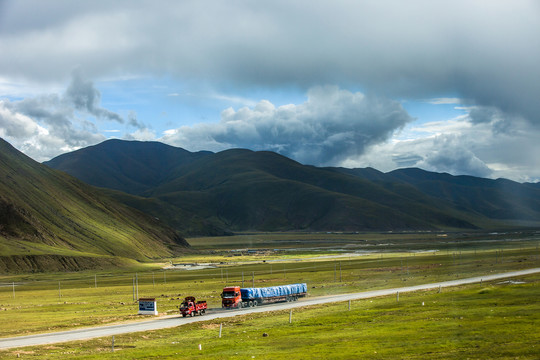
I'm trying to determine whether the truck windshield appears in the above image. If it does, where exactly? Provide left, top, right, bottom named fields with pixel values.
left=222, top=291, right=236, bottom=298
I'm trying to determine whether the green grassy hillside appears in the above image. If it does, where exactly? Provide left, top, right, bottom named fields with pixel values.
left=0, top=138, right=189, bottom=272
left=148, top=149, right=473, bottom=232
left=44, top=140, right=540, bottom=236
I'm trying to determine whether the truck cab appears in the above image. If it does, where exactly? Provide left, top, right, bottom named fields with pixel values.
left=221, top=286, right=242, bottom=308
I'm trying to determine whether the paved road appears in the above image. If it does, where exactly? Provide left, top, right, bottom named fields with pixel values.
left=1, top=267, right=539, bottom=350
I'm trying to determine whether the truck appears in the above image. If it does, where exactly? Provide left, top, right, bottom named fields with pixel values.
left=221, top=283, right=307, bottom=308
left=179, top=296, right=207, bottom=317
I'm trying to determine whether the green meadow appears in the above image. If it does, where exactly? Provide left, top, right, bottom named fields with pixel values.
left=0, top=231, right=539, bottom=358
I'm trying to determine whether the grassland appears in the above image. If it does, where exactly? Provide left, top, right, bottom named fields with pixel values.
left=0, top=231, right=539, bottom=358
left=1, top=273, right=539, bottom=359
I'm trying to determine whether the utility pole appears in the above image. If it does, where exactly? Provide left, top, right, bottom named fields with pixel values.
left=136, top=273, right=139, bottom=300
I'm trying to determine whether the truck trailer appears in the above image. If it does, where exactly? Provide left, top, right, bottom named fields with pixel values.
left=221, top=283, right=307, bottom=308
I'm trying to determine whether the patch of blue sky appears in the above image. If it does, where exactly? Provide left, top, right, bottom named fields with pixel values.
left=398, top=97, right=468, bottom=139
left=96, top=76, right=308, bottom=138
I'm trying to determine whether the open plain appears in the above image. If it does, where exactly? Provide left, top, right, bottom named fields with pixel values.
left=1, top=231, right=539, bottom=358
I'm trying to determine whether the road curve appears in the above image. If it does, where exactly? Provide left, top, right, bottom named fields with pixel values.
left=1, top=267, right=539, bottom=350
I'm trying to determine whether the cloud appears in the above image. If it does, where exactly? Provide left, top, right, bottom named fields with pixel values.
left=1, top=1, right=539, bottom=126
left=162, top=86, right=413, bottom=165
left=64, top=69, right=123, bottom=123
left=0, top=99, right=105, bottom=161
left=0, top=101, right=45, bottom=138
left=1, top=1, right=538, bottom=181
left=0, top=72, right=134, bottom=161
left=349, top=107, right=540, bottom=182
left=125, top=127, right=156, bottom=141
left=416, top=135, right=493, bottom=178
left=426, top=98, right=461, bottom=105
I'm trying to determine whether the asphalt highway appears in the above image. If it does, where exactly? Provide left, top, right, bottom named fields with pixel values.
left=1, top=267, right=539, bottom=350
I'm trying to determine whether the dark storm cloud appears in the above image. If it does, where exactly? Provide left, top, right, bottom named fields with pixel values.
left=1, top=1, right=538, bottom=126
left=163, top=86, right=413, bottom=165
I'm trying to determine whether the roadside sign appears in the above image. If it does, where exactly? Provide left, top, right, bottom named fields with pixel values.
left=138, top=298, right=158, bottom=315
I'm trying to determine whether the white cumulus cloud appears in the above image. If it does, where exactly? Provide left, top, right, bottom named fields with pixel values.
left=162, top=86, right=413, bottom=165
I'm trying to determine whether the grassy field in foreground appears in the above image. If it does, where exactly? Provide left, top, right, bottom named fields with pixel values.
left=0, top=244, right=538, bottom=338
left=1, top=272, right=539, bottom=359
left=0, top=231, right=539, bottom=339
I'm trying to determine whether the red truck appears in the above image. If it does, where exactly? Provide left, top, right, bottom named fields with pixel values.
left=221, top=283, right=307, bottom=308
left=179, top=296, right=207, bottom=317
left=221, top=286, right=243, bottom=308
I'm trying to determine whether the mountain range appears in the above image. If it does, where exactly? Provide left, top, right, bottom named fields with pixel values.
left=45, top=139, right=540, bottom=235
left=0, top=138, right=188, bottom=273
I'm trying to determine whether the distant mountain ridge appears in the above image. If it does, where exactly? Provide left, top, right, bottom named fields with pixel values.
left=44, top=140, right=540, bottom=235
left=0, top=138, right=189, bottom=273
left=45, top=139, right=211, bottom=195
left=338, top=167, right=540, bottom=221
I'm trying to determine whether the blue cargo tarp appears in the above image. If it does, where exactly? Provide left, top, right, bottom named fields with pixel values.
left=240, top=283, right=307, bottom=300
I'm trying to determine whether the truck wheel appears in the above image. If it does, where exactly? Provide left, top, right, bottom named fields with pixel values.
left=238, top=302, right=243, bottom=309
left=201, top=309, right=205, bottom=315
left=182, top=314, right=186, bottom=318
left=253, top=301, right=258, bottom=307
left=249, top=301, right=254, bottom=307
left=190, top=312, right=194, bottom=317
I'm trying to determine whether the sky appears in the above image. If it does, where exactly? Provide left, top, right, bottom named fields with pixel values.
left=0, top=0, right=539, bottom=182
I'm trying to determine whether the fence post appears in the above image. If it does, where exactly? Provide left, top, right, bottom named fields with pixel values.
left=219, top=323, right=223, bottom=338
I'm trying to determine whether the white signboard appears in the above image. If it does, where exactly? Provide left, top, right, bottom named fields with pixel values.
left=138, top=298, right=158, bottom=315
